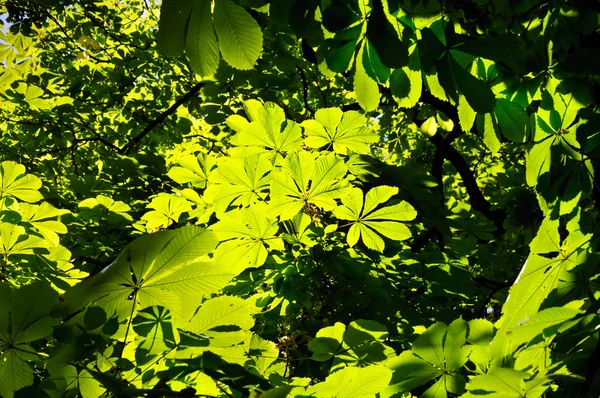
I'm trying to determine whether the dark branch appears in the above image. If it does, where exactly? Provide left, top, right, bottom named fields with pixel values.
left=121, top=81, right=205, bottom=154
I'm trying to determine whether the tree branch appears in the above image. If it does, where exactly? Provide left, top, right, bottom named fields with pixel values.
left=120, top=82, right=205, bottom=154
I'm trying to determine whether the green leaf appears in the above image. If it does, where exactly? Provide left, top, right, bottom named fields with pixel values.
left=78, top=195, right=132, bottom=224
left=168, top=153, right=216, bottom=189
left=270, top=151, right=348, bottom=221
left=0, top=282, right=59, bottom=397
left=227, top=100, right=303, bottom=160
left=464, top=368, right=540, bottom=397
left=366, top=0, right=407, bottom=68
left=384, top=351, right=441, bottom=394
left=204, top=154, right=272, bottom=214
left=211, top=203, right=283, bottom=273
left=325, top=25, right=362, bottom=73
left=18, top=202, right=70, bottom=247
left=494, top=98, right=528, bottom=143
left=389, top=46, right=423, bottom=108
left=362, top=39, right=390, bottom=84
left=529, top=217, right=560, bottom=254
left=179, top=295, right=257, bottom=335
left=457, top=94, right=476, bottom=132
left=354, top=44, right=381, bottom=112
left=449, top=51, right=496, bottom=113
left=0, top=222, right=48, bottom=257
left=302, top=108, right=379, bottom=154
left=213, top=0, right=263, bottom=70
left=158, top=0, right=193, bottom=57
left=0, top=161, right=43, bottom=203
left=141, top=193, right=192, bottom=230
left=477, top=113, right=501, bottom=154
left=333, top=186, right=416, bottom=252
left=507, top=305, right=581, bottom=349
left=185, top=0, right=219, bottom=77
left=496, top=253, right=578, bottom=331
left=59, top=226, right=225, bottom=320
left=305, top=365, right=392, bottom=397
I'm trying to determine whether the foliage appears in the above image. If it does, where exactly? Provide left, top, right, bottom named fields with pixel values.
left=0, top=0, right=599, bottom=397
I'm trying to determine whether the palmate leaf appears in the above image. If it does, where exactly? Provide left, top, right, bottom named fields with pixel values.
left=0, top=222, right=48, bottom=257
left=58, top=226, right=230, bottom=321
left=495, top=219, right=589, bottom=333
left=141, top=193, right=192, bottom=231
left=167, top=153, right=216, bottom=189
left=211, top=203, right=283, bottom=274
left=302, top=108, right=379, bottom=154
left=506, top=304, right=582, bottom=349
left=19, top=202, right=70, bottom=247
left=463, top=368, right=551, bottom=398
left=204, top=154, right=272, bottom=214
left=333, top=186, right=416, bottom=252
left=178, top=295, right=258, bottom=335
left=385, top=319, right=469, bottom=397
left=78, top=195, right=132, bottom=223
left=308, top=320, right=394, bottom=372
left=390, top=43, right=422, bottom=109
left=132, top=306, right=178, bottom=360
left=226, top=100, right=303, bottom=160
left=0, top=282, right=60, bottom=398
left=269, top=151, right=349, bottom=221
left=0, top=161, right=43, bottom=203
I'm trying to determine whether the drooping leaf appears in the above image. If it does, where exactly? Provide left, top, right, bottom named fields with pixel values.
left=185, top=0, right=219, bottom=77
left=213, top=0, right=263, bottom=70
left=354, top=44, right=381, bottom=112
left=494, top=98, right=528, bottom=143
left=389, top=43, right=423, bottom=108
left=157, top=0, right=193, bottom=57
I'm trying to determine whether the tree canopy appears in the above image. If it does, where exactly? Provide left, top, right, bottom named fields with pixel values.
left=0, top=0, right=599, bottom=397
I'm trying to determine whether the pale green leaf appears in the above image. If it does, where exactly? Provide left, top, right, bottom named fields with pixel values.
left=0, top=161, right=43, bottom=203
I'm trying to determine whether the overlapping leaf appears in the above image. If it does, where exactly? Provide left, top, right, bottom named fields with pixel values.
left=308, top=320, right=394, bottom=371
left=302, top=108, right=378, bottom=154
left=167, top=153, right=216, bottom=189
left=211, top=203, right=283, bottom=274
left=269, top=151, right=349, bottom=220
left=0, top=282, right=59, bottom=397
left=385, top=319, right=469, bottom=397
left=226, top=100, right=303, bottom=160
left=204, top=154, right=272, bottom=214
